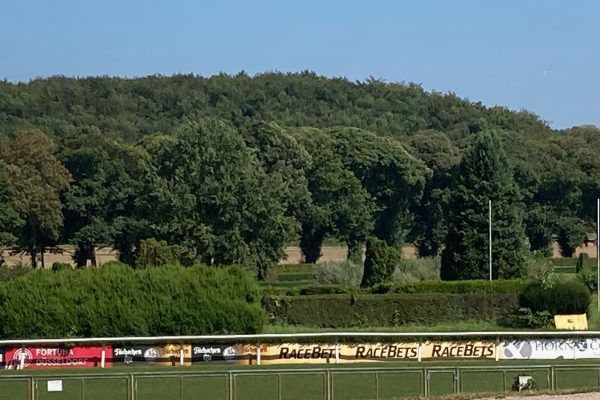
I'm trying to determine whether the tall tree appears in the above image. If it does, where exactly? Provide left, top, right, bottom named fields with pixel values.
left=406, top=130, right=460, bottom=257
left=143, top=119, right=296, bottom=278
left=0, top=130, right=71, bottom=268
left=0, top=161, right=23, bottom=264
left=61, top=129, right=152, bottom=266
left=293, top=128, right=374, bottom=262
left=441, top=131, right=526, bottom=280
left=326, top=127, right=430, bottom=247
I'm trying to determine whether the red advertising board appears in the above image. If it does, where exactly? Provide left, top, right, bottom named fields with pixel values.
left=3, top=346, right=110, bottom=369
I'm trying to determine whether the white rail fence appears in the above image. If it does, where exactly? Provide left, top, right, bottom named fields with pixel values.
left=2, top=330, right=599, bottom=370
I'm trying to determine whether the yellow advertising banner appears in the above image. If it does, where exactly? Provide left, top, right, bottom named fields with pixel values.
left=257, top=341, right=498, bottom=365
left=420, top=341, right=497, bottom=360
left=554, top=314, right=588, bottom=330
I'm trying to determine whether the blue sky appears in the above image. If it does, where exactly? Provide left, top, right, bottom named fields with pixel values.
left=1, top=0, right=598, bottom=129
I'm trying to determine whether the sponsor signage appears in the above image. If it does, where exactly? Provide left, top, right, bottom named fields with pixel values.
left=503, top=339, right=600, bottom=360
left=112, top=344, right=191, bottom=366
left=3, top=346, right=109, bottom=369
left=258, top=341, right=496, bottom=365
left=420, top=341, right=496, bottom=360
left=555, top=314, right=588, bottom=330
left=0, top=348, right=4, bottom=368
left=191, top=344, right=253, bottom=364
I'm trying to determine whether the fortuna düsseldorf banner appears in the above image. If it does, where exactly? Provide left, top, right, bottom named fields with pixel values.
left=3, top=346, right=109, bottom=369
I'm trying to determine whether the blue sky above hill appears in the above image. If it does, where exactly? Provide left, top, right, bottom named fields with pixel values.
left=1, top=0, right=598, bottom=128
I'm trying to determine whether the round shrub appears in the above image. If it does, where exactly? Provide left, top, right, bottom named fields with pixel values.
left=519, top=279, right=591, bottom=315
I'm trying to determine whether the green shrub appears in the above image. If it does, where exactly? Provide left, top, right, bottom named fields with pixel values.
left=370, top=279, right=529, bottom=295
left=576, top=253, right=591, bottom=273
left=524, top=252, right=554, bottom=283
left=314, top=260, right=363, bottom=286
left=0, top=264, right=31, bottom=282
left=519, top=279, right=591, bottom=315
left=499, top=307, right=552, bottom=329
left=0, top=262, right=265, bottom=338
left=263, top=293, right=517, bottom=328
left=581, top=268, right=597, bottom=291
left=134, top=238, right=180, bottom=268
left=361, top=237, right=401, bottom=288
left=51, top=262, right=73, bottom=272
left=392, top=257, right=440, bottom=282
left=298, top=285, right=353, bottom=295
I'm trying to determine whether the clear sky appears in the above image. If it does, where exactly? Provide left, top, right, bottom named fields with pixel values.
left=1, top=0, right=598, bottom=129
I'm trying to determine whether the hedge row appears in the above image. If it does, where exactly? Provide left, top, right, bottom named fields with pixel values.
left=262, top=279, right=529, bottom=297
left=263, top=293, right=518, bottom=328
left=0, top=263, right=265, bottom=339
left=370, top=279, right=529, bottom=294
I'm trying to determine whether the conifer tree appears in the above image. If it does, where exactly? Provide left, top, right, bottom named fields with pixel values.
left=441, top=131, right=526, bottom=280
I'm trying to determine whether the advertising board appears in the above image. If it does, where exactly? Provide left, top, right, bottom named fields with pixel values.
left=3, top=346, right=109, bottom=369
left=191, top=344, right=254, bottom=364
left=503, top=339, right=600, bottom=360
left=112, top=344, right=191, bottom=366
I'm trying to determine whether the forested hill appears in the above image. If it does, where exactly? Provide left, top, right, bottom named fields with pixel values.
left=0, top=72, right=598, bottom=279
left=0, top=72, right=552, bottom=142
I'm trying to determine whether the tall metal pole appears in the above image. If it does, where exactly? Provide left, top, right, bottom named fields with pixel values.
left=489, top=199, right=492, bottom=281
left=597, top=198, right=599, bottom=311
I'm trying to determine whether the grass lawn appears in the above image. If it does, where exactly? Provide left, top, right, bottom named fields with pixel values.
left=3, top=359, right=600, bottom=400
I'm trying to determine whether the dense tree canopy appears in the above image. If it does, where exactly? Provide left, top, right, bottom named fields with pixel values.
left=0, top=73, right=597, bottom=278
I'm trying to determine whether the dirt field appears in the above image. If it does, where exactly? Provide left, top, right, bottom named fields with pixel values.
left=1, top=241, right=595, bottom=268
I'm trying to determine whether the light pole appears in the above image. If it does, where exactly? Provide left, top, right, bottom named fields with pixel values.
left=489, top=199, right=492, bottom=281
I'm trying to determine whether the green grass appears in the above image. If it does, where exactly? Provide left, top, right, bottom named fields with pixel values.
left=4, top=361, right=600, bottom=400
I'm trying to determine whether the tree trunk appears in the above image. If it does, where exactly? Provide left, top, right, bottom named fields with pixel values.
left=40, top=245, right=45, bottom=269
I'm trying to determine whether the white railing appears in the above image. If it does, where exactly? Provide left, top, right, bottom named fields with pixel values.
left=2, top=331, right=599, bottom=369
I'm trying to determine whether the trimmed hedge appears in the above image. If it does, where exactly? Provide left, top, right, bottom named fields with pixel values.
left=0, top=263, right=265, bottom=338
left=519, top=280, right=591, bottom=315
left=263, top=279, right=529, bottom=297
left=370, top=279, right=529, bottom=294
left=263, top=293, right=518, bottom=328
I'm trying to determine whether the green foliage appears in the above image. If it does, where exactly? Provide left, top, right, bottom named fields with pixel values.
left=524, top=252, right=555, bottom=285
left=263, top=293, right=518, bottom=328
left=500, top=307, right=553, bottom=329
left=557, top=218, right=586, bottom=257
left=134, top=238, right=180, bottom=268
left=519, top=280, right=591, bottom=315
left=361, top=237, right=401, bottom=287
left=0, top=265, right=31, bottom=282
left=313, top=260, right=363, bottom=286
left=576, top=253, right=592, bottom=273
left=0, top=263, right=265, bottom=338
left=392, top=257, right=441, bottom=282
left=51, top=262, right=72, bottom=272
left=371, top=279, right=529, bottom=295
left=442, top=131, right=527, bottom=280
left=0, top=130, right=71, bottom=268
left=293, top=128, right=374, bottom=262
left=143, top=119, right=297, bottom=277
left=581, top=268, right=597, bottom=292
left=0, top=161, right=23, bottom=247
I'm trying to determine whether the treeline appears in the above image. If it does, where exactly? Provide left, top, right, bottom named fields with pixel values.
left=0, top=73, right=599, bottom=280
